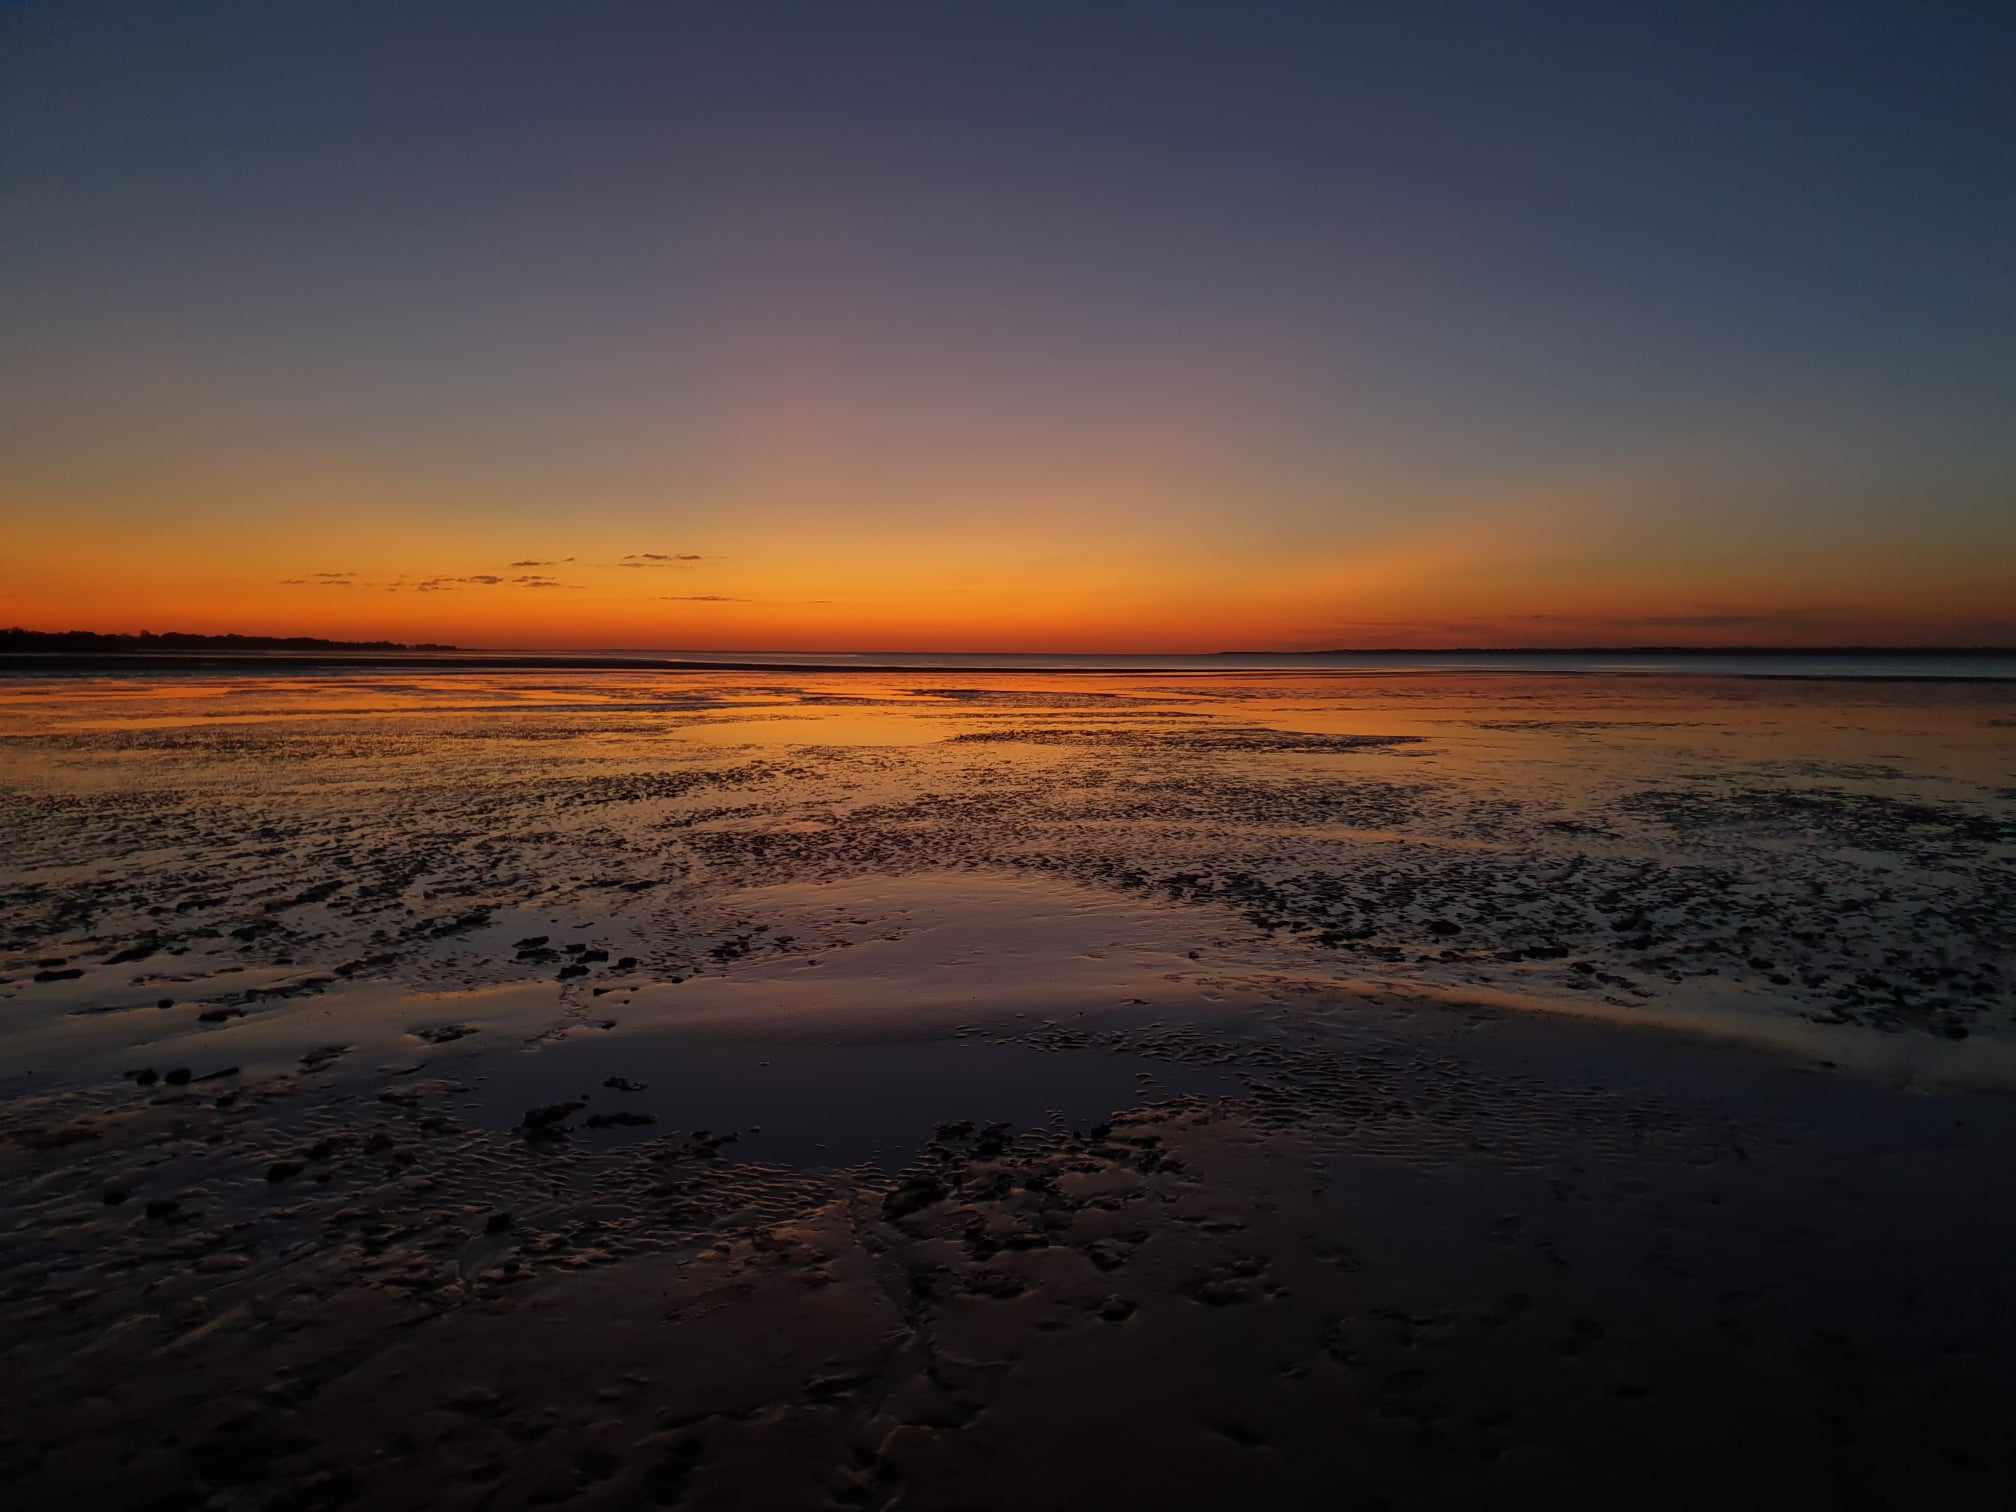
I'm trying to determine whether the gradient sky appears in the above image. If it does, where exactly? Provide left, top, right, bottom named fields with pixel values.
left=4, top=0, right=2012, bottom=650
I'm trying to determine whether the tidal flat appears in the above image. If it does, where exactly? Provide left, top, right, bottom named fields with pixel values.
left=2, top=667, right=2013, bottom=1508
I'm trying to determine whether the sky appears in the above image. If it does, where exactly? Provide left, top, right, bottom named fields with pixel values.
left=3, top=0, right=2012, bottom=651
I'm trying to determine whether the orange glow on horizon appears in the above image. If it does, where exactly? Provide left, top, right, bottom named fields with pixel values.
left=7, top=442, right=2011, bottom=652
left=7, top=517, right=2011, bottom=653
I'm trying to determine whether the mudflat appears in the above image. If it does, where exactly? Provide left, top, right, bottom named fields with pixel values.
left=2, top=669, right=2012, bottom=1509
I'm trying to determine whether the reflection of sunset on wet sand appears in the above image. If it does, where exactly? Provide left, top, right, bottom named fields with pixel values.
left=3, top=665, right=2015, bottom=1505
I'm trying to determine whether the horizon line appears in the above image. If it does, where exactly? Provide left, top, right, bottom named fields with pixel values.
left=9, top=627, right=2016, bottom=660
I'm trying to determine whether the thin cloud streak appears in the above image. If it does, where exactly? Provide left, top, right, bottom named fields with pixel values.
left=659, top=595, right=834, bottom=606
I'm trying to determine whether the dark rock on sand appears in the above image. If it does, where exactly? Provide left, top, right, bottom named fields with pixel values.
left=411, top=1023, right=477, bottom=1045
left=558, top=963, right=590, bottom=980
left=33, top=968, right=84, bottom=983
left=266, top=1160, right=303, bottom=1182
left=520, top=1100, right=588, bottom=1138
left=603, top=1076, right=648, bottom=1092
left=585, top=1111, right=657, bottom=1130
left=163, top=1067, right=192, bottom=1086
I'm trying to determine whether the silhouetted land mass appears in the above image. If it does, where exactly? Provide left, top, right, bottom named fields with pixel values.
left=1, top=628, right=457, bottom=653
left=3, top=632, right=2012, bottom=681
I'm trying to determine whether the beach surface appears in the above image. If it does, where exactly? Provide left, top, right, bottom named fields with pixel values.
left=2, top=667, right=2013, bottom=1508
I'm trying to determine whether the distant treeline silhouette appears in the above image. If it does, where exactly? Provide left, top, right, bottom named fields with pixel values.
left=2, top=628, right=457, bottom=653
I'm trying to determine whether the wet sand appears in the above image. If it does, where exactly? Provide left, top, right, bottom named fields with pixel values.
left=2, top=669, right=2013, bottom=1507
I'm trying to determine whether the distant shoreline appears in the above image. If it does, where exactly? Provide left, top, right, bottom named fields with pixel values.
left=4, top=647, right=2015, bottom=682
left=7, top=628, right=2012, bottom=662
left=0, top=629, right=456, bottom=653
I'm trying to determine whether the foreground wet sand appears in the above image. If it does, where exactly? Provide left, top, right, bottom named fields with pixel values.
left=2, top=670, right=2012, bottom=1507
